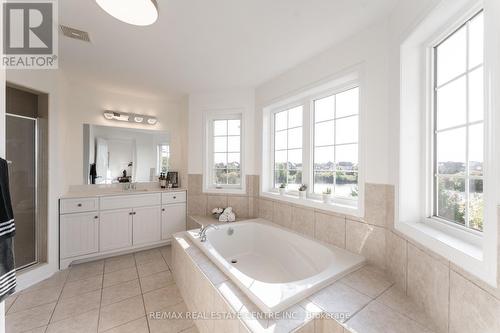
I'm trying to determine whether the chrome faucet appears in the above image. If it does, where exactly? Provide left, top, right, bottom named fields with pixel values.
left=198, top=224, right=219, bottom=242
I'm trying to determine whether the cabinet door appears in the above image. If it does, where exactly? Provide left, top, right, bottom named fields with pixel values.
left=60, top=212, right=99, bottom=259
left=100, top=208, right=133, bottom=251
left=133, top=206, right=161, bottom=245
left=161, top=203, right=186, bottom=240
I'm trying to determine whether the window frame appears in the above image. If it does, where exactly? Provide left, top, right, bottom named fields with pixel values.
left=262, top=71, right=364, bottom=216
left=428, top=9, right=485, bottom=235
left=203, top=111, right=246, bottom=194
left=156, top=143, right=170, bottom=175
left=398, top=0, right=498, bottom=287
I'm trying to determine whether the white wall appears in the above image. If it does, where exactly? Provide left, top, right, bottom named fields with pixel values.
left=255, top=21, right=391, bottom=185
left=188, top=89, right=256, bottom=175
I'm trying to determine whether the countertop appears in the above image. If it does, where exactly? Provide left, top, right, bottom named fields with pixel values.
left=60, top=187, right=187, bottom=199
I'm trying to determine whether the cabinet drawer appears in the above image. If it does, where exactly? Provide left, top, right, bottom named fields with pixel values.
left=100, top=193, right=161, bottom=210
left=60, top=197, right=99, bottom=214
left=162, top=191, right=186, bottom=204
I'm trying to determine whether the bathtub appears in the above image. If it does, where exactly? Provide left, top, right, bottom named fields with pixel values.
left=187, top=219, right=365, bottom=313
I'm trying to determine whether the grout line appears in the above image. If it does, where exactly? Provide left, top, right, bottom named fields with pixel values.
left=96, top=273, right=104, bottom=332
left=136, top=256, right=152, bottom=333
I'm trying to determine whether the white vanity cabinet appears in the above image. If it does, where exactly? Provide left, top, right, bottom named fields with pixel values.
left=133, top=206, right=162, bottom=245
left=99, top=208, right=133, bottom=251
left=161, top=203, right=186, bottom=240
left=59, top=190, right=186, bottom=269
left=60, top=212, right=99, bottom=259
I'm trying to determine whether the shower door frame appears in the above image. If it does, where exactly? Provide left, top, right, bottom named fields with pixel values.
left=6, top=112, right=39, bottom=270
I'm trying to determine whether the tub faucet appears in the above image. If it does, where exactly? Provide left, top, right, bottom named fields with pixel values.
left=198, top=224, right=219, bottom=242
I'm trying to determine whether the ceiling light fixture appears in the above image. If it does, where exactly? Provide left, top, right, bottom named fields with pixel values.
left=95, top=0, right=159, bottom=26
left=147, top=118, right=157, bottom=125
left=134, top=116, right=144, bottom=123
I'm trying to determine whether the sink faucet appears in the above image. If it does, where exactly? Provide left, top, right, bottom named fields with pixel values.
left=198, top=224, right=219, bottom=242
left=123, top=182, right=137, bottom=191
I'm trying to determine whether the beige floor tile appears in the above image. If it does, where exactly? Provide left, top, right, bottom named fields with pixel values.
left=148, top=301, right=194, bottom=333
left=8, top=285, right=62, bottom=314
left=340, top=266, right=393, bottom=298
left=46, top=309, right=99, bottom=333
left=139, top=270, right=174, bottom=293
left=104, top=254, right=136, bottom=274
left=22, top=326, right=48, bottom=333
left=179, top=326, right=199, bottom=333
left=134, top=249, right=163, bottom=265
left=102, top=317, right=149, bottom=333
left=143, top=284, right=183, bottom=313
left=68, top=260, right=104, bottom=282
left=61, top=275, right=103, bottom=299
left=344, top=301, right=432, bottom=333
left=159, top=246, right=172, bottom=267
left=103, top=267, right=139, bottom=288
left=4, top=293, right=18, bottom=314
left=308, top=282, right=372, bottom=322
left=377, top=286, right=437, bottom=332
left=50, top=289, right=101, bottom=323
left=137, top=258, right=169, bottom=278
left=101, top=279, right=142, bottom=306
left=22, top=271, right=69, bottom=294
left=5, top=302, right=56, bottom=333
left=99, top=295, right=145, bottom=332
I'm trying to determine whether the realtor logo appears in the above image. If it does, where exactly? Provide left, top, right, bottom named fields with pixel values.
left=2, top=1, right=58, bottom=69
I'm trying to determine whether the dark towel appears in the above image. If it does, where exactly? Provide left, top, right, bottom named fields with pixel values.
left=0, top=158, right=16, bottom=301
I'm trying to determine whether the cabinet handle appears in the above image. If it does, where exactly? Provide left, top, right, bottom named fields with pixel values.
left=173, top=196, right=176, bottom=199
left=129, top=212, right=133, bottom=215
left=162, top=208, right=165, bottom=212
left=94, top=216, right=98, bottom=219
left=77, top=203, right=82, bottom=207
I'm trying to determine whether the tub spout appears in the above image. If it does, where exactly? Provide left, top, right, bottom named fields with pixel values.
left=198, top=224, right=219, bottom=242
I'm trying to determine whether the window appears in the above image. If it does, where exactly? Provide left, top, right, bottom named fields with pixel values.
left=313, top=88, right=359, bottom=198
left=273, top=106, right=303, bottom=191
left=263, top=74, right=362, bottom=214
left=207, top=115, right=242, bottom=190
left=157, top=144, right=170, bottom=174
left=433, top=11, right=484, bottom=231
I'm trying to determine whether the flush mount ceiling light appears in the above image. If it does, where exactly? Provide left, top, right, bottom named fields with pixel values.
left=103, top=111, right=158, bottom=125
left=95, top=0, right=158, bottom=26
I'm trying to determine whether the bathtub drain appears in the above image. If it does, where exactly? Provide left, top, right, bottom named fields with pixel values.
left=231, top=259, right=238, bottom=264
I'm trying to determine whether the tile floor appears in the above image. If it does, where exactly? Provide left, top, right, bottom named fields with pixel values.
left=4, top=246, right=199, bottom=333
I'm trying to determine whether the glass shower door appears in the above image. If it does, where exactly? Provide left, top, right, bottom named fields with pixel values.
left=6, top=114, right=37, bottom=269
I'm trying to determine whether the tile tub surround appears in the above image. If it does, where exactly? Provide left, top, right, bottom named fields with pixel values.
left=4, top=246, right=201, bottom=333
left=187, top=174, right=500, bottom=332
left=186, top=220, right=365, bottom=313
left=172, top=232, right=438, bottom=333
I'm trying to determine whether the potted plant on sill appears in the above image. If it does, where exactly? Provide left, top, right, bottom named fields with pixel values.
left=279, top=183, right=286, bottom=196
left=322, top=187, right=332, bottom=203
left=298, top=184, right=307, bottom=199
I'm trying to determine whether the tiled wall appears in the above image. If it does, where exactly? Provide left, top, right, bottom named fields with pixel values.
left=186, top=174, right=500, bottom=333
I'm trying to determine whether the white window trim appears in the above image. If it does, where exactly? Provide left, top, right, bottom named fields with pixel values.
left=261, top=67, right=365, bottom=217
left=398, top=0, right=498, bottom=287
left=203, top=109, right=246, bottom=194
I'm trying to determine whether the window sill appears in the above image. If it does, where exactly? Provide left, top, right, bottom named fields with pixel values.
left=260, top=191, right=362, bottom=217
left=203, top=187, right=246, bottom=195
left=396, top=218, right=497, bottom=287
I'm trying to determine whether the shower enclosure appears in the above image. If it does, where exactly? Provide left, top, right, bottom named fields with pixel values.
left=5, top=86, right=48, bottom=270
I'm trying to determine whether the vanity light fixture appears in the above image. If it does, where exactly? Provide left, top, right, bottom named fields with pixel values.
left=103, top=111, right=158, bottom=125
left=95, top=0, right=159, bottom=26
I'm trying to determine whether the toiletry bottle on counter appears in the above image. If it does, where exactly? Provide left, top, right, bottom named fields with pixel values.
left=159, top=172, right=167, bottom=189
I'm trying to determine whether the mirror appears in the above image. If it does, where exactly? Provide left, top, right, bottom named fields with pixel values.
left=83, top=124, right=170, bottom=184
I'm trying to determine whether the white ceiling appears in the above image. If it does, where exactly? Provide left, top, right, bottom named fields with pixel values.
left=59, top=0, right=398, bottom=97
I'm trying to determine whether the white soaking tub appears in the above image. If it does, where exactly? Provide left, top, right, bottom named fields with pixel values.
left=187, top=219, right=364, bottom=313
